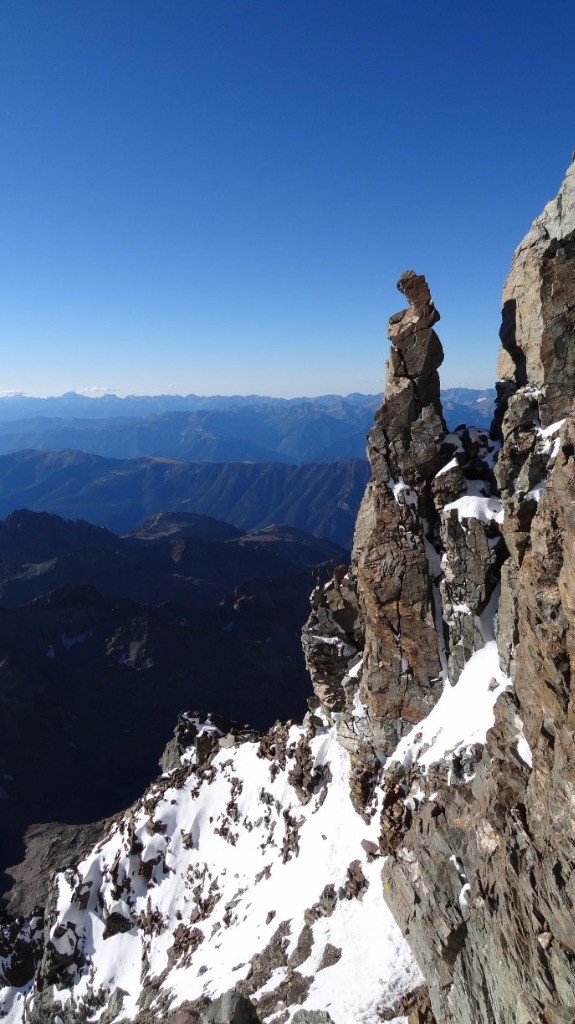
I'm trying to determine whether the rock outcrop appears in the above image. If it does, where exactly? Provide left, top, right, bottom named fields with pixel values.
left=349, top=272, right=447, bottom=754
left=497, top=160, right=575, bottom=427
left=305, top=162, right=575, bottom=1023
left=356, top=164, right=575, bottom=1023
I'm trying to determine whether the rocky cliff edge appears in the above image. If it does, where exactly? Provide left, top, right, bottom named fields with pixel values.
left=304, top=159, right=575, bottom=1024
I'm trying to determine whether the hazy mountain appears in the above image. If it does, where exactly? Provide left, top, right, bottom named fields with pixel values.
left=0, top=509, right=346, bottom=895
left=0, top=391, right=379, bottom=422
left=0, top=390, right=496, bottom=463
left=0, top=451, right=370, bottom=547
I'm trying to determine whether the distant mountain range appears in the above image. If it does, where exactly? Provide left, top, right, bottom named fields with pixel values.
left=0, top=450, right=370, bottom=547
left=0, top=508, right=346, bottom=896
left=0, top=389, right=496, bottom=463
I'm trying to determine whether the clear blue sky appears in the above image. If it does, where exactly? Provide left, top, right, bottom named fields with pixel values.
left=1, top=0, right=574, bottom=398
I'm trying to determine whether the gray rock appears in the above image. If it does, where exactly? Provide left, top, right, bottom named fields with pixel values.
left=200, top=990, right=260, bottom=1024
left=291, top=1012, right=335, bottom=1024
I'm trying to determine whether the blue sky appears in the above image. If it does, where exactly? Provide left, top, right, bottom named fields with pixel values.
left=1, top=0, right=574, bottom=398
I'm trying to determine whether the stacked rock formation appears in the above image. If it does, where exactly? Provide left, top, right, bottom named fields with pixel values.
left=304, top=269, right=502, bottom=769
left=306, top=273, right=447, bottom=763
left=352, top=272, right=447, bottom=754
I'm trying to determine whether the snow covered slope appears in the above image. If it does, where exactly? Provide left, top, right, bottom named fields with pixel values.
left=1, top=714, right=421, bottom=1023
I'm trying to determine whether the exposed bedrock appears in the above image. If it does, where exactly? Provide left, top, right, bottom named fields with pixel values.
left=497, top=160, right=575, bottom=427
left=304, top=163, right=575, bottom=1024
left=351, top=272, right=447, bottom=754
left=377, top=164, right=575, bottom=1024
left=304, top=272, right=502, bottom=760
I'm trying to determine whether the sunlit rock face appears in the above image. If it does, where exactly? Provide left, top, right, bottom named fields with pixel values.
left=305, top=165, right=575, bottom=1024
left=359, top=166, right=575, bottom=1024
left=497, top=159, right=575, bottom=426
left=351, top=272, right=448, bottom=756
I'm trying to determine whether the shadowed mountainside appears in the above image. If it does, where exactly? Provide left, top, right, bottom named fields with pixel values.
left=0, top=509, right=347, bottom=901
left=0, top=452, right=370, bottom=548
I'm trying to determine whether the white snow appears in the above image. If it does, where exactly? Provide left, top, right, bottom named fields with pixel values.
left=451, top=603, right=471, bottom=615
left=391, top=642, right=510, bottom=772
left=539, top=418, right=565, bottom=439
left=512, top=712, right=533, bottom=768
left=515, top=736, right=533, bottom=768
left=3, top=722, right=421, bottom=1024
left=443, top=494, right=504, bottom=526
left=524, top=482, right=545, bottom=503
left=347, top=658, right=363, bottom=680
left=389, top=477, right=418, bottom=509
left=536, top=419, right=565, bottom=463
left=434, top=457, right=458, bottom=478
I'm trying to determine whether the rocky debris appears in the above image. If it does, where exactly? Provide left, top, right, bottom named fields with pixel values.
left=287, top=924, right=314, bottom=969
left=4, top=819, right=105, bottom=919
left=303, top=883, right=338, bottom=925
left=291, top=1011, right=335, bottom=1024
left=161, top=712, right=260, bottom=774
left=6, top=705, right=420, bottom=1023
left=341, top=859, right=369, bottom=900
left=287, top=730, right=332, bottom=805
left=236, top=920, right=314, bottom=1020
left=434, top=426, right=504, bottom=682
left=317, top=943, right=341, bottom=971
left=0, top=908, right=44, bottom=987
left=378, top=985, right=435, bottom=1023
left=199, top=989, right=261, bottom=1024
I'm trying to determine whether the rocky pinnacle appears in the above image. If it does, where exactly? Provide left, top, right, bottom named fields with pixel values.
left=349, top=272, right=448, bottom=757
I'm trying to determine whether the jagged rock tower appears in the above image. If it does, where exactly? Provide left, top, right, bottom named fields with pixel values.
left=353, top=271, right=447, bottom=752
left=306, top=160, right=575, bottom=1023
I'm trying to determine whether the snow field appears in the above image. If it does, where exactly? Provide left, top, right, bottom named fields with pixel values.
left=21, top=722, right=422, bottom=1024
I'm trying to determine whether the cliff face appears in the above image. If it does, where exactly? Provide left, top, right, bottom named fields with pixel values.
left=306, top=163, right=575, bottom=1023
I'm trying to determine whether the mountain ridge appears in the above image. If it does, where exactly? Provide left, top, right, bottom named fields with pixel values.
left=0, top=390, right=495, bottom=464
left=0, top=452, right=370, bottom=548
left=2, top=163, right=575, bottom=1024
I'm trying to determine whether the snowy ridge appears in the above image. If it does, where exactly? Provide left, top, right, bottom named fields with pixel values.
left=1, top=716, right=421, bottom=1023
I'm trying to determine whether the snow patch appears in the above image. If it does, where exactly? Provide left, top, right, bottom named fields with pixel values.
left=391, top=642, right=510, bottom=772
left=3, top=723, right=421, bottom=1024
left=443, top=495, right=504, bottom=526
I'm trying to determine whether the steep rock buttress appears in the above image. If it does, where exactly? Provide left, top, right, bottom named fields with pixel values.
left=306, top=163, right=575, bottom=1023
